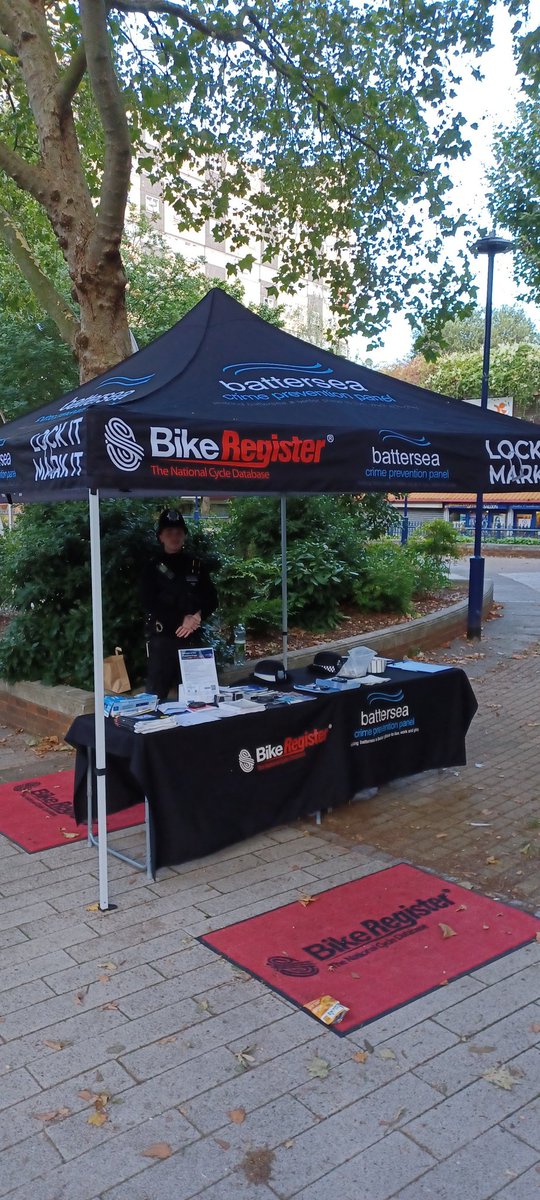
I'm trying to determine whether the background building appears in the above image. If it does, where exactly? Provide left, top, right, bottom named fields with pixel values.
left=130, top=168, right=331, bottom=344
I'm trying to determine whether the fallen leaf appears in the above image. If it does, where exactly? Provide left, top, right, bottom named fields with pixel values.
left=43, top=1039, right=70, bottom=1051
left=299, top=894, right=316, bottom=907
left=378, top=1048, right=396, bottom=1061
left=97, top=975, right=110, bottom=984
left=529, top=1023, right=540, bottom=1033
left=79, top=1089, right=96, bottom=1101
left=228, top=1107, right=246, bottom=1124
left=439, top=923, right=457, bottom=939
left=157, top=1035, right=177, bottom=1045
left=353, top=1050, right=369, bottom=1063
left=435, top=833, right=447, bottom=839
left=215, top=1137, right=230, bottom=1150
left=98, top=961, right=118, bottom=971
left=75, top=986, right=89, bottom=1005
left=61, top=831, right=79, bottom=840
left=486, top=856, right=500, bottom=865
left=456, top=905, right=468, bottom=912
left=87, top=1110, right=108, bottom=1126
left=142, top=1143, right=172, bottom=1159
left=86, top=903, right=100, bottom=912
left=308, top=1056, right=330, bottom=1078
left=101, top=1000, right=119, bottom=1011
left=196, top=998, right=210, bottom=1012
left=284, top=1139, right=294, bottom=1148
left=32, top=1107, right=71, bottom=1122
left=468, top=1044, right=496, bottom=1056
left=234, top=1046, right=256, bottom=1070
left=32, top=735, right=62, bottom=756
left=483, top=1066, right=520, bottom=1091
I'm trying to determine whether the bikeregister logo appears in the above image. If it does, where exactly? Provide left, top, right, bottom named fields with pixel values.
left=238, top=724, right=330, bottom=773
left=148, top=425, right=329, bottom=482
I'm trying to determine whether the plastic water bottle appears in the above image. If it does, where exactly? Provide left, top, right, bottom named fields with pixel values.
left=233, top=623, right=246, bottom=665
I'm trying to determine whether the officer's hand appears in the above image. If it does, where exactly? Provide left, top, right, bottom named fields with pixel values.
left=176, top=612, right=201, bottom=638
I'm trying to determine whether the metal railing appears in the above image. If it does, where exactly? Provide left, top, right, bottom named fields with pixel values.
left=390, top=519, right=540, bottom=545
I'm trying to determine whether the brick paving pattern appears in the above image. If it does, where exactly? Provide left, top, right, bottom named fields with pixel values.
left=0, top=555, right=538, bottom=1198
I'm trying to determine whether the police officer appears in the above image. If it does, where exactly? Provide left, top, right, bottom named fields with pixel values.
left=141, top=509, right=218, bottom=700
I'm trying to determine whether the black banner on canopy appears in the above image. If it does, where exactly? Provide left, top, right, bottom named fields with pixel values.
left=2, top=287, right=540, bottom=501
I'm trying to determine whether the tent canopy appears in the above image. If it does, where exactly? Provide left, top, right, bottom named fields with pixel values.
left=2, top=287, right=539, bottom=503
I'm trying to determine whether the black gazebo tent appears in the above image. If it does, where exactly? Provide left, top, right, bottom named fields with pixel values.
left=2, top=288, right=539, bottom=906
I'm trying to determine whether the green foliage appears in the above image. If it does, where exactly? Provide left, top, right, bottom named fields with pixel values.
left=0, top=318, right=78, bottom=423
left=417, top=304, right=539, bottom=357
left=355, top=539, right=418, bottom=614
left=0, top=501, right=156, bottom=688
left=408, top=518, right=463, bottom=559
left=353, top=538, right=450, bottom=613
left=214, top=495, right=393, bottom=633
left=220, top=494, right=394, bottom=560
left=488, top=98, right=540, bottom=302
left=423, top=342, right=540, bottom=416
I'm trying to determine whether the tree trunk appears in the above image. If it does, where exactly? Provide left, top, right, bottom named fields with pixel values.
left=0, top=0, right=132, bottom=385
left=75, top=265, right=132, bottom=384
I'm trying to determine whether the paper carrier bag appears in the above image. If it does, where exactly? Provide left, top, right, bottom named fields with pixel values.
left=103, top=647, right=131, bottom=694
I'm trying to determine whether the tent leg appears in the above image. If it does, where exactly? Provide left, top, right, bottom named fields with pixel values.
left=89, top=488, right=113, bottom=911
left=280, top=496, right=288, bottom=668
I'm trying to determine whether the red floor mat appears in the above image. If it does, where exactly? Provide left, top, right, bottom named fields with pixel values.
left=200, top=864, right=539, bottom=1034
left=0, top=771, right=145, bottom=852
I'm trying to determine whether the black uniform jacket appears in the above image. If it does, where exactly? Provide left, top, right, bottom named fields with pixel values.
left=141, top=550, right=218, bottom=637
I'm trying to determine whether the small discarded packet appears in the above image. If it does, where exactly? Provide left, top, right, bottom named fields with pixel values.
left=304, top=994, right=349, bottom=1025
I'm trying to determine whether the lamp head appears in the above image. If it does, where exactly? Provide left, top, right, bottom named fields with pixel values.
left=474, top=233, right=514, bottom=256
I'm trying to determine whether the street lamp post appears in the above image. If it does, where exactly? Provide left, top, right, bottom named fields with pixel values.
left=466, top=233, right=513, bottom=639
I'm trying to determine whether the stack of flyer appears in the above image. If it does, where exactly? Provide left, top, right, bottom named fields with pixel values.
left=104, top=692, right=158, bottom=718
left=112, top=711, right=179, bottom=734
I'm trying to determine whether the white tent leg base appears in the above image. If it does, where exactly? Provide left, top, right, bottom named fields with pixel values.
left=86, top=763, right=154, bottom=880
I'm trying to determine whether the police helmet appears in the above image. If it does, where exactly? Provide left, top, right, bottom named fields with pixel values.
left=156, top=509, right=187, bottom=537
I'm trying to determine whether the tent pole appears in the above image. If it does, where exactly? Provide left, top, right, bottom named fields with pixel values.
left=280, top=496, right=288, bottom=667
left=88, top=488, right=110, bottom=911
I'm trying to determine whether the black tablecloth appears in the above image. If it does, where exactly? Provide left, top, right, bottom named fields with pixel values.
left=66, top=666, right=477, bottom=871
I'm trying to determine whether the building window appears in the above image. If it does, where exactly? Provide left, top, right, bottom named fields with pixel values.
left=205, top=263, right=227, bottom=281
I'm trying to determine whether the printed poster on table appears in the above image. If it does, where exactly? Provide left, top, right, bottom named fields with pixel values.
left=179, top=647, right=219, bottom=705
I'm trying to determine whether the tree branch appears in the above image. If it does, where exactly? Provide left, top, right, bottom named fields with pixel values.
left=0, top=205, right=78, bottom=347
left=112, top=0, right=250, bottom=44
left=0, top=139, right=47, bottom=203
left=79, top=0, right=131, bottom=264
left=56, top=42, right=87, bottom=112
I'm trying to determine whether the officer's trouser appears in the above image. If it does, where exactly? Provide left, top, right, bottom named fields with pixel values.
left=145, top=635, right=182, bottom=701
